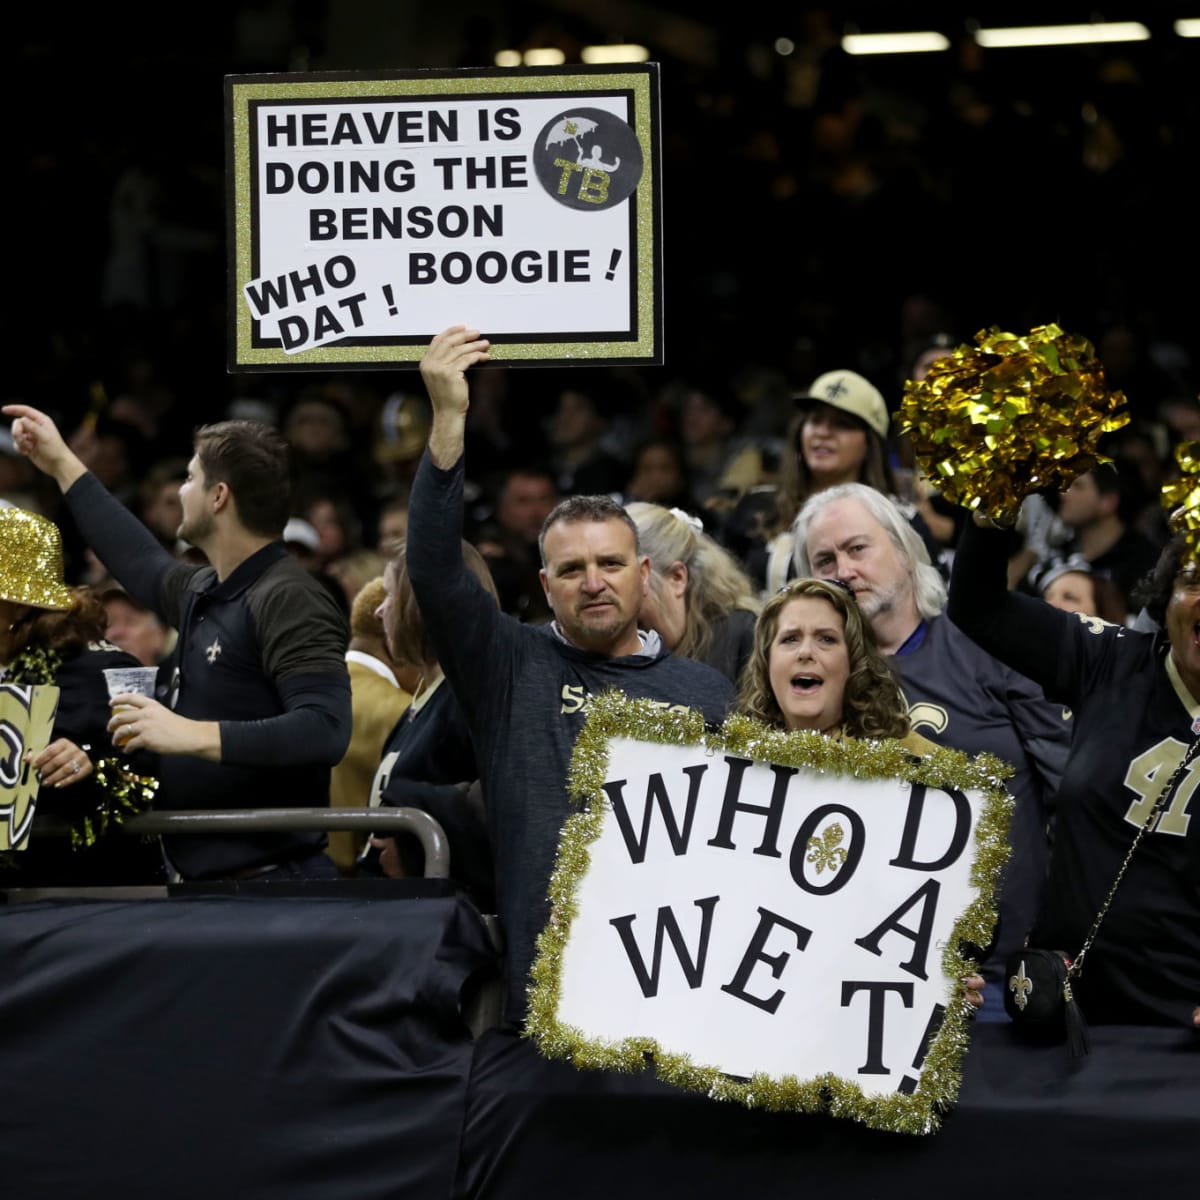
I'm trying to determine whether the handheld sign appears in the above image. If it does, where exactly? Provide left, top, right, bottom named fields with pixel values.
left=226, top=65, right=662, bottom=370
left=0, top=683, right=59, bottom=851
left=528, top=695, right=1013, bottom=1135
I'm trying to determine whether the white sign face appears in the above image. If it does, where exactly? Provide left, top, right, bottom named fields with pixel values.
left=529, top=702, right=1012, bottom=1135
left=226, top=66, right=662, bottom=370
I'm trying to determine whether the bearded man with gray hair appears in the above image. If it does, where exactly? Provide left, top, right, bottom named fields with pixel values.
left=793, top=482, right=1072, bottom=1012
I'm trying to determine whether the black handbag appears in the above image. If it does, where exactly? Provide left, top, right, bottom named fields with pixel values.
left=1004, top=738, right=1199, bottom=1057
left=1003, top=947, right=1089, bottom=1054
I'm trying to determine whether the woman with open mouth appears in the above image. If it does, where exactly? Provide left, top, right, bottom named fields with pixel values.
left=735, top=576, right=984, bottom=1010
left=737, top=576, right=933, bottom=754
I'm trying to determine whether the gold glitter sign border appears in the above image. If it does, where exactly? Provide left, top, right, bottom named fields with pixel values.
left=225, top=65, right=662, bottom=371
left=526, top=692, right=1014, bottom=1136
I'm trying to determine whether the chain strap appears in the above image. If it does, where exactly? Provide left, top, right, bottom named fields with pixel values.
left=1070, top=736, right=1200, bottom=979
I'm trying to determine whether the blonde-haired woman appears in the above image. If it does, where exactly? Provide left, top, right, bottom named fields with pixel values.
left=625, top=501, right=760, bottom=683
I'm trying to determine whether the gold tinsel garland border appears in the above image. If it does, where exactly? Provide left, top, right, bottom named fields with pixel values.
left=526, top=691, right=1015, bottom=1136
left=1161, top=439, right=1200, bottom=567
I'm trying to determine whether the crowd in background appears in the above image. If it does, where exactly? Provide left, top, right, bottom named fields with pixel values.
left=4, top=342, right=1194, bottom=638
left=9, top=2, right=1198, bottom=586
left=10, top=6, right=1198, bottom=461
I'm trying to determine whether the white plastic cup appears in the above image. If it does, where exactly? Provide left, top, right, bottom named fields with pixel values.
left=103, top=666, right=159, bottom=745
left=102, top=666, right=160, bottom=703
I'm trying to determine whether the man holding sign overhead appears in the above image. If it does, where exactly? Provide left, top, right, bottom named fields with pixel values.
left=408, top=327, right=732, bottom=1025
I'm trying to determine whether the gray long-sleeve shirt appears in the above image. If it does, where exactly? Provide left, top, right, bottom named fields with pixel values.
left=408, top=451, right=734, bottom=1024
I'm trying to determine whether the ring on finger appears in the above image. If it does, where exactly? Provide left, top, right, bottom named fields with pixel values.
left=71, top=760, right=81, bottom=774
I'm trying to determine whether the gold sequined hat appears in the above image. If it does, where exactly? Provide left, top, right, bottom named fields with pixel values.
left=0, top=507, right=74, bottom=611
left=799, top=370, right=891, bottom=440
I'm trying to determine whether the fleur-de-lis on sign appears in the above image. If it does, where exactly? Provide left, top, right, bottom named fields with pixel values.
left=806, top=822, right=848, bottom=874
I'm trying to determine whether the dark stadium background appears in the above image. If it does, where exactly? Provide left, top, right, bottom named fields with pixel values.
left=9, top=4, right=1197, bottom=433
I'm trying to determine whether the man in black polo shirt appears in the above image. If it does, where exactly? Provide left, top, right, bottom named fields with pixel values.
left=5, top=403, right=352, bottom=880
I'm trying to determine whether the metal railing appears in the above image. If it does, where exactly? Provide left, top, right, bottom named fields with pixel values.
left=26, top=806, right=450, bottom=877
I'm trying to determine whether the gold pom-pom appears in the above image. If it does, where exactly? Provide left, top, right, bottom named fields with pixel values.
left=898, top=324, right=1129, bottom=524
left=4, top=645, right=61, bottom=686
left=1161, top=439, right=1200, bottom=566
left=69, top=759, right=159, bottom=848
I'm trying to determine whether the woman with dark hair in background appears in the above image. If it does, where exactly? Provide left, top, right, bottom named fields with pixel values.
left=725, top=371, right=939, bottom=593
left=622, top=437, right=698, bottom=514
left=364, top=538, right=499, bottom=908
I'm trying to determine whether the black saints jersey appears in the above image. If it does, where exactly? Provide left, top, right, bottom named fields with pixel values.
left=1031, top=615, right=1198, bottom=1024
left=951, top=522, right=1200, bottom=1025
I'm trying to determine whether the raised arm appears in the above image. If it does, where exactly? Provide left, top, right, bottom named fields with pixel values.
left=3, top=403, right=88, bottom=492
left=948, top=515, right=1072, bottom=692
left=418, top=326, right=490, bottom=468
left=4, top=403, right=183, bottom=610
left=408, top=328, right=522, bottom=733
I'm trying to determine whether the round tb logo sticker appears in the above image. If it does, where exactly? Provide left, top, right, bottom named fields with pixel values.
left=533, top=108, right=644, bottom=211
